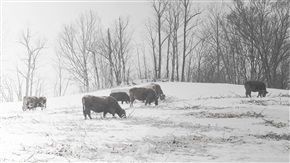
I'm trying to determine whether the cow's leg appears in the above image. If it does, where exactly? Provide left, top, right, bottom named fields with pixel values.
left=130, top=98, right=134, bottom=108
left=87, top=110, right=92, bottom=119
left=246, top=91, right=251, bottom=98
left=111, top=109, right=116, bottom=118
left=103, top=112, right=107, bottom=119
left=83, top=110, right=87, bottom=119
left=257, top=91, right=262, bottom=98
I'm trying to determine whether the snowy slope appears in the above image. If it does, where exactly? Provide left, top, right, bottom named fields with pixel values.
left=1, top=82, right=289, bottom=162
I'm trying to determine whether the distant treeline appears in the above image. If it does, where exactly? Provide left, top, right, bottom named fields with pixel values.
left=54, top=0, right=289, bottom=94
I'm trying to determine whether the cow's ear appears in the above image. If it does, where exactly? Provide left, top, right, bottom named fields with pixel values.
left=266, top=91, right=268, bottom=94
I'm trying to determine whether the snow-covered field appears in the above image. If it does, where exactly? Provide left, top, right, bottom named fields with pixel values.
left=1, top=82, right=289, bottom=162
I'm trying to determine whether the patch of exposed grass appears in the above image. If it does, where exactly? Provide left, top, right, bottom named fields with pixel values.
left=103, top=134, right=245, bottom=161
left=261, top=118, right=288, bottom=128
left=124, top=117, right=233, bottom=132
left=196, top=94, right=242, bottom=100
left=277, top=93, right=290, bottom=98
left=241, top=99, right=268, bottom=106
left=250, top=132, right=290, bottom=141
left=176, top=105, right=204, bottom=110
left=2, top=115, right=23, bottom=119
left=188, top=111, right=265, bottom=118
left=177, top=106, right=235, bottom=111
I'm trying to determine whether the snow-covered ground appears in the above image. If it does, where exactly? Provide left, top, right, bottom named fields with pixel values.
left=1, top=82, right=289, bottom=162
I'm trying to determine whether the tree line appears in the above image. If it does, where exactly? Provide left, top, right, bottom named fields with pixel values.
left=1, top=0, right=289, bottom=102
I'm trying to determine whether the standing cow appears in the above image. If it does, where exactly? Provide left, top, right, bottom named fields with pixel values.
left=109, top=92, right=130, bottom=104
left=82, top=95, right=126, bottom=119
left=244, top=81, right=268, bottom=98
left=144, top=83, right=165, bottom=100
left=129, top=87, right=158, bottom=107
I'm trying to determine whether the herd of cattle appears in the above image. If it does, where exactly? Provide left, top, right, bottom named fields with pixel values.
left=22, top=81, right=268, bottom=119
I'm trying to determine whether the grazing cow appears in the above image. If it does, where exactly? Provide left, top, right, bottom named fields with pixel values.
left=37, top=97, right=47, bottom=109
left=82, top=95, right=126, bottom=120
left=129, top=87, right=158, bottom=107
left=22, top=96, right=46, bottom=111
left=110, top=92, right=130, bottom=104
left=145, top=83, right=165, bottom=100
left=244, top=81, right=268, bottom=98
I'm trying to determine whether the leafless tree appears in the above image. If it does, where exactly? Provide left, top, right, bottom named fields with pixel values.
left=228, top=0, right=290, bottom=88
left=13, top=67, right=24, bottom=101
left=180, top=0, right=202, bottom=82
left=18, top=27, right=46, bottom=97
left=113, top=17, right=132, bottom=84
left=145, top=19, right=158, bottom=80
left=151, top=0, right=169, bottom=79
left=58, top=10, right=100, bottom=92
left=1, top=75, right=14, bottom=102
left=53, top=51, right=70, bottom=97
left=98, top=28, right=115, bottom=87
left=168, top=1, right=182, bottom=81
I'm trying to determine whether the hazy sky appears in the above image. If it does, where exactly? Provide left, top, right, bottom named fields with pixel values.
left=2, top=0, right=217, bottom=98
left=2, top=1, right=154, bottom=96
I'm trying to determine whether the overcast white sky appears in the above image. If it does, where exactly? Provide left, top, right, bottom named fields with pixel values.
left=1, top=0, right=218, bottom=98
left=2, top=1, right=155, bottom=96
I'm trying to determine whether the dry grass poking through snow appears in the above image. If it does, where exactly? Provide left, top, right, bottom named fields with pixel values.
left=187, top=110, right=265, bottom=118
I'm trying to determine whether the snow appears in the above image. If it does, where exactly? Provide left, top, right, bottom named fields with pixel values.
left=1, top=82, right=289, bottom=162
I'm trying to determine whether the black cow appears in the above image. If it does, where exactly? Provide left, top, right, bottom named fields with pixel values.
left=110, top=92, right=130, bottom=104
left=244, top=81, right=268, bottom=98
left=82, top=95, right=126, bottom=119
left=129, top=87, right=158, bottom=107
left=22, top=96, right=47, bottom=111
left=145, top=83, right=165, bottom=100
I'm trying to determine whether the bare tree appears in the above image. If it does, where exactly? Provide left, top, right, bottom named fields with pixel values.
left=168, top=1, right=182, bottom=81
left=164, top=7, right=173, bottom=79
left=13, top=67, right=24, bottom=101
left=53, top=51, right=70, bottom=97
left=18, top=27, right=46, bottom=97
left=145, top=19, right=158, bottom=80
left=151, top=0, right=169, bottom=79
left=229, top=0, right=290, bottom=88
left=99, top=28, right=115, bottom=87
left=141, top=43, right=149, bottom=79
left=114, top=17, right=132, bottom=84
left=58, top=10, right=100, bottom=92
left=180, top=0, right=202, bottom=82
left=1, top=75, right=14, bottom=102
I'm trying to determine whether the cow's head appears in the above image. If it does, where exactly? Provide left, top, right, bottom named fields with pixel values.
left=155, top=98, right=158, bottom=106
left=118, top=109, right=126, bottom=118
left=159, top=94, right=165, bottom=100
left=261, top=90, right=268, bottom=97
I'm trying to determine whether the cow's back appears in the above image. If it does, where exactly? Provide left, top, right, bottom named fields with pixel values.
left=146, top=83, right=163, bottom=95
left=129, top=87, right=148, bottom=101
left=244, top=81, right=266, bottom=91
left=110, top=92, right=129, bottom=101
left=83, top=95, right=109, bottom=112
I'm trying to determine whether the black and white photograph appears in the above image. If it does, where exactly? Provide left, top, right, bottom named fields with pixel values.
left=1, top=0, right=289, bottom=162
